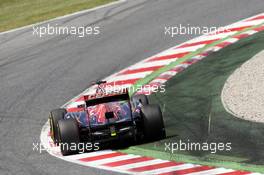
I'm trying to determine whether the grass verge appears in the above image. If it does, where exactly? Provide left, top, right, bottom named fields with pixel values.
left=122, top=31, right=264, bottom=172
left=0, top=0, right=116, bottom=32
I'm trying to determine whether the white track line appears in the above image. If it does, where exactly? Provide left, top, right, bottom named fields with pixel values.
left=160, top=71, right=178, bottom=76
left=150, top=79, right=168, bottom=84
left=116, top=159, right=169, bottom=170
left=107, top=71, right=153, bottom=82
left=189, top=32, right=237, bottom=43
left=224, top=38, right=239, bottom=43
left=228, top=19, right=264, bottom=28
left=142, top=164, right=201, bottom=175
left=129, top=60, right=176, bottom=70
left=87, top=154, right=142, bottom=165
left=67, top=150, right=115, bottom=160
left=173, top=44, right=206, bottom=52
left=185, top=168, right=235, bottom=175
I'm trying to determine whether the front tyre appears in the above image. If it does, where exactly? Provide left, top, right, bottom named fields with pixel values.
left=57, top=119, right=80, bottom=156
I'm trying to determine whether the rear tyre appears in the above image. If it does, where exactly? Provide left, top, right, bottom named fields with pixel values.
left=57, top=119, right=80, bottom=156
left=132, top=94, right=149, bottom=106
left=49, top=108, right=67, bottom=145
left=141, top=104, right=166, bottom=141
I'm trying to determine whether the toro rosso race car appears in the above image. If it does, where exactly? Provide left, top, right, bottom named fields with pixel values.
left=49, top=81, right=166, bottom=156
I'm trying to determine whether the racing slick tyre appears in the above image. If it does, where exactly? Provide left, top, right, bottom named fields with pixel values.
left=49, top=108, right=67, bottom=145
left=132, top=94, right=149, bottom=106
left=141, top=104, right=166, bottom=141
left=57, top=118, right=80, bottom=156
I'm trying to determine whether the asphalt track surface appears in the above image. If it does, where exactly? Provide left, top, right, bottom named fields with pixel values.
left=1, top=0, right=264, bottom=175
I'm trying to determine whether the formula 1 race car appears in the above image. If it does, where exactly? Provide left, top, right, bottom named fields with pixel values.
left=49, top=81, right=166, bottom=156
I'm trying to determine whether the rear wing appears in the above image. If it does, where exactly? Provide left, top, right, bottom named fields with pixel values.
left=82, top=80, right=130, bottom=106
left=85, top=93, right=130, bottom=107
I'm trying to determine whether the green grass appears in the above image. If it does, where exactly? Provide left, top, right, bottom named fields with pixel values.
left=0, top=0, right=116, bottom=32
left=122, top=31, right=264, bottom=173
